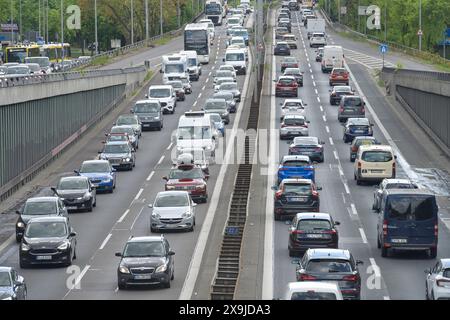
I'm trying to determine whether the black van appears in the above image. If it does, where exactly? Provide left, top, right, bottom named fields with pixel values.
left=376, top=189, right=438, bottom=258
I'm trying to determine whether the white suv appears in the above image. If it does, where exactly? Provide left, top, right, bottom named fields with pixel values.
left=147, top=85, right=176, bottom=114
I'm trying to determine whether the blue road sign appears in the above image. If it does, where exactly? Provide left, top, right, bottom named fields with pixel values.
left=380, top=44, right=388, bottom=54
left=446, top=28, right=450, bottom=38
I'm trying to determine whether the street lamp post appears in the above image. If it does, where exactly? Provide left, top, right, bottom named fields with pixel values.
left=384, top=0, right=387, bottom=42
left=95, top=0, right=98, bottom=54
left=131, top=0, right=134, bottom=44
left=160, top=0, right=163, bottom=37
left=145, top=0, right=149, bottom=41
left=418, top=0, right=422, bottom=51
left=61, top=0, right=64, bottom=60
left=19, top=0, right=22, bottom=42
left=11, top=0, right=14, bottom=43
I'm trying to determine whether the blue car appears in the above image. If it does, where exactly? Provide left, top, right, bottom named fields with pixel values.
left=76, top=160, right=116, bottom=193
left=343, top=118, right=374, bottom=143
left=277, top=155, right=315, bottom=184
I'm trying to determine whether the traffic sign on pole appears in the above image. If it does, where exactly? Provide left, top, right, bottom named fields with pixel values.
left=380, top=44, right=388, bottom=54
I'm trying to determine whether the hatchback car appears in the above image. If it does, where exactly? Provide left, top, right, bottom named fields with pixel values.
left=350, top=136, right=379, bottom=162
left=343, top=118, right=374, bottom=143
left=109, top=126, right=139, bottom=149
left=280, top=99, right=307, bottom=121
left=115, top=115, right=142, bottom=138
left=274, top=42, right=291, bottom=56
left=0, top=267, right=27, bottom=300
left=329, top=68, right=350, bottom=86
left=275, top=76, right=298, bottom=97
left=76, top=160, right=117, bottom=193
left=283, top=68, right=303, bottom=86
left=131, top=99, right=163, bottom=131
left=338, top=96, right=365, bottom=122
left=217, top=82, right=241, bottom=102
left=372, top=179, right=419, bottom=211
left=310, top=33, right=326, bottom=48
left=288, top=136, right=325, bottom=163
left=329, top=85, right=355, bottom=105
left=214, top=77, right=236, bottom=92
left=98, top=141, right=136, bottom=170
left=278, top=21, right=291, bottom=33
left=203, top=99, right=230, bottom=124
left=15, top=197, right=68, bottom=243
left=277, top=155, right=315, bottom=184
left=213, top=91, right=237, bottom=113
left=273, top=178, right=321, bottom=221
left=166, top=80, right=186, bottom=101
left=116, top=236, right=175, bottom=289
left=19, top=217, right=77, bottom=268
left=315, top=47, right=324, bottom=62
left=425, top=259, right=450, bottom=300
left=214, top=70, right=236, bottom=84
left=294, top=249, right=364, bottom=300
left=282, top=282, right=343, bottom=300
left=280, top=115, right=310, bottom=139
left=149, top=191, right=196, bottom=232
left=281, top=57, right=299, bottom=73
left=53, top=176, right=96, bottom=212
left=288, top=212, right=340, bottom=256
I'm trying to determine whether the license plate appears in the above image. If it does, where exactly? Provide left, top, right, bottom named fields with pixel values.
left=143, top=124, right=150, bottom=127
left=391, top=238, right=408, bottom=244
left=288, top=197, right=306, bottom=202
left=289, top=131, right=299, bottom=135
left=92, top=184, right=99, bottom=187
left=355, top=130, right=364, bottom=133
left=371, top=169, right=383, bottom=173
left=67, top=206, right=78, bottom=210
left=36, top=256, right=52, bottom=260
left=134, top=274, right=152, bottom=280
left=306, top=234, right=324, bottom=238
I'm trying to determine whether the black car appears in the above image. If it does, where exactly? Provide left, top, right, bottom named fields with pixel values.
left=288, top=212, right=340, bottom=257
left=53, top=176, right=96, bottom=212
left=272, top=178, right=321, bottom=221
left=329, top=86, right=355, bottom=105
left=274, top=42, right=291, bottom=56
left=295, top=249, right=364, bottom=300
left=19, top=217, right=77, bottom=268
left=0, top=267, right=27, bottom=300
left=116, top=236, right=175, bottom=289
left=288, top=136, right=325, bottom=163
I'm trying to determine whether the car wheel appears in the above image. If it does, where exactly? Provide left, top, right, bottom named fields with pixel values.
left=429, top=247, right=437, bottom=259
left=150, top=227, right=158, bottom=233
left=288, top=249, right=296, bottom=257
left=171, top=269, right=174, bottom=280
left=431, top=290, right=435, bottom=300
left=93, top=198, right=97, bottom=207
left=66, top=252, right=73, bottom=267
left=425, top=283, right=429, bottom=300
left=19, top=260, right=29, bottom=269
left=118, top=282, right=127, bottom=290
left=88, top=203, right=93, bottom=212
left=274, top=213, right=281, bottom=221
left=356, top=178, right=362, bottom=186
left=73, top=247, right=77, bottom=260
left=16, top=235, right=22, bottom=243
left=163, top=280, right=171, bottom=288
left=381, top=246, right=388, bottom=257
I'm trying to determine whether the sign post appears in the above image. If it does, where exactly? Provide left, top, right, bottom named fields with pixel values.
left=380, top=44, right=388, bottom=68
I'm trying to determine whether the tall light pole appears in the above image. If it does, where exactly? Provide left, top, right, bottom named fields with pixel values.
left=94, top=0, right=98, bottom=54
left=160, top=0, right=163, bottom=37
left=38, top=0, right=41, bottom=38
left=384, top=0, right=387, bottom=42
left=10, top=0, right=14, bottom=43
left=19, top=0, right=22, bottom=42
left=46, top=0, right=49, bottom=43
left=61, top=0, right=64, bottom=60
left=177, top=0, right=180, bottom=29
left=145, top=0, right=149, bottom=41
left=418, top=0, right=422, bottom=51
left=131, top=0, right=134, bottom=44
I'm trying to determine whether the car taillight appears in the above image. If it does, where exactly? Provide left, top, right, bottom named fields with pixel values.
left=302, top=124, right=308, bottom=128
left=275, top=190, right=283, bottom=200
left=312, top=190, right=319, bottom=200
left=339, top=106, right=344, bottom=112
left=437, top=279, right=450, bottom=287
left=383, top=220, right=388, bottom=236
left=361, top=108, right=365, bottom=113
left=343, top=274, right=359, bottom=282
left=281, top=124, right=287, bottom=128
left=434, top=224, right=438, bottom=237
left=351, top=146, right=358, bottom=152
left=290, top=230, right=304, bottom=234
left=315, top=147, right=322, bottom=152
left=357, top=161, right=362, bottom=169
left=324, top=229, right=337, bottom=235
left=300, top=274, right=316, bottom=281
left=331, top=93, right=336, bottom=96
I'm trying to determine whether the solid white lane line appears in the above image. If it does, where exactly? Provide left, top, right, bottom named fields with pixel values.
left=130, top=206, right=145, bottom=230
left=157, top=155, right=165, bottom=165
left=99, top=233, right=112, bottom=250
left=333, top=150, right=339, bottom=160
left=359, top=228, right=368, bottom=244
left=325, top=126, right=330, bottom=133
left=118, top=209, right=130, bottom=223
left=344, top=182, right=350, bottom=194
left=351, top=203, right=358, bottom=215
left=329, top=137, right=334, bottom=145
left=134, top=188, right=144, bottom=201
left=338, top=165, right=344, bottom=176
left=167, top=143, right=173, bottom=150
left=146, top=171, right=155, bottom=182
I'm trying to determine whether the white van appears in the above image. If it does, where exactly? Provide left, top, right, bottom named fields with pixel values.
left=176, top=111, right=216, bottom=158
left=354, top=145, right=397, bottom=185
left=223, top=48, right=247, bottom=75
left=179, top=50, right=202, bottom=81
left=199, top=19, right=215, bottom=42
left=322, top=45, right=344, bottom=73
left=161, top=54, right=188, bottom=83
left=147, top=85, right=177, bottom=114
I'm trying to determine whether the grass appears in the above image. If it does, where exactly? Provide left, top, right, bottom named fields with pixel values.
left=144, top=70, right=154, bottom=82
left=90, top=55, right=111, bottom=67
left=150, top=35, right=173, bottom=47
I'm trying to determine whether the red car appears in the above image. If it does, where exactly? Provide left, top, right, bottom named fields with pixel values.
left=163, top=162, right=209, bottom=203
left=329, top=68, right=349, bottom=86
left=275, top=76, right=298, bottom=97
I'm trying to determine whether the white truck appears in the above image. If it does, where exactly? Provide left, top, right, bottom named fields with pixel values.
left=307, top=18, right=325, bottom=39
left=161, top=54, right=188, bottom=84
left=321, top=45, right=344, bottom=73
left=205, top=0, right=224, bottom=26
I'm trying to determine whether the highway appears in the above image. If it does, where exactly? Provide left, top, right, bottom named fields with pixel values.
left=0, top=13, right=254, bottom=300
left=268, top=10, right=450, bottom=300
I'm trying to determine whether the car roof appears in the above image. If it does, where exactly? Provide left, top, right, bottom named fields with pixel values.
left=306, top=249, right=351, bottom=260
left=284, top=114, right=305, bottom=119
left=359, top=145, right=393, bottom=152
left=441, top=259, right=450, bottom=268
left=206, top=98, right=227, bottom=103
left=149, top=85, right=172, bottom=89
left=282, top=178, right=313, bottom=184
left=347, top=118, right=369, bottom=125
left=277, top=41, right=289, bottom=45
left=295, top=212, right=332, bottom=221
left=382, top=178, right=415, bottom=185
left=283, top=99, right=303, bottom=103
left=282, top=155, right=310, bottom=162
left=287, top=281, right=339, bottom=291
left=156, top=191, right=189, bottom=197
left=284, top=67, right=301, bottom=72
left=26, top=197, right=59, bottom=203
left=59, top=176, right=88, bottom=182
left=384, top=189, right=435, bottom=196
left=0, top=266, right=13, bottom=272
left=104, top=141, right=130, bottom=146
left=354, top=136, right=377, bottom=141
left=82, top=160, right=110, bottom=165
left=279, top=76, right=296, bottom=80
left=135, top=99, right=160, bottom=105
left=334, top=86, right=352, bottom=91
left=293, top=136, right=319, bottom=145
left=127, top=236, right=165, bottom=243
left=28, top=216, right=68, bottom=223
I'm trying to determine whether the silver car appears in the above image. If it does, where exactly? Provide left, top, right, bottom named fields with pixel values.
left=149, top=191, right=197, bottom=232
left=203, top=98, right=230, bottom=124
left=218, top=82, right=241, bottom=102
left=115, top=114, right=142, bottom=137
left=98, top=141, right=136, bottom=171
left=109, top=126, right=139, bottom=150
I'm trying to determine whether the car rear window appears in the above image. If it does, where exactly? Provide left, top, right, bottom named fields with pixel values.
left=282, top=160, right=310, bottom=167
left=361, top=151, right=393, bottom=162
left=279, top=78, right=294, bottom=85
left=387, top=195, right=436, bottom=221
left=297, top=219, right=331, bottom=231
left=291, top=292, right=337, bottom=300
left=385, top=183, right=417, bottom=189
left=306, top=260, right=352, bottom=273
left=284, top=184, right=312, bottom=195
left=284, top=118, right=305, bottom=126
left=355, top=139, right=376, bottom=147
left=343, top=97, right=363, bottom=106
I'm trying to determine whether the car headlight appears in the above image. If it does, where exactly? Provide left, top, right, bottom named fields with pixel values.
left=57, top=241, right=70, bottom=251
left=221, top=112, right=229, bottom=117
left=195, top=184, right=206, bottom=190
left=21, top=243, right=30, bottom=251
left=124, top=158, right=131, bottom=162
left=151, top=212, right=161, bottom=219
left=156, top=264, right=168, bottom=273
left=182, top=211, right=192, bottom=218
left=83, top=193, right=91, bottom=200
left=205, top=145, right=213, bottom=151
left=154, top=116, right=160, bottom=120
left=17, top=222, right=25, bottom=228
left=103, top=178, right=112, bottom=183
left=119, top=266, right=130, bottom=274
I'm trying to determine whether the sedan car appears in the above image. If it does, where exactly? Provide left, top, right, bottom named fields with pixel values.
left=274, top=42, right=291, bottom=56
left=15, top=197, right=68, bottom=243
left=329, top=68, right=350, bottom=86
left=19, top=217, right=77, bottom=268
left=203, top=99, right=230, bottom=124
left=109, top=125, right=139, bottom=149
left=343, top=118, right=374, bottom=143
left=115, top=115, right=142, bottom=138
left=294, top=249, right=364, bottom=300
left=131, top=99, right=163, bottom=131
left=425, top=259, right=450, bottom=300
left=372, top=179, right=419, bottom=211
left=213, top=91, right=237, bottom=113
left=283, top=67, right=303, bottom=86
left=281, top=57, right=299, bottom=73
left=315, top=47, right=324, bottom=62
left=280, top=115, right=310, bottom=139
left=0, top=267, right=27, bottom=300
left=288, top=136, right=325, bottom=163
left=149, top=191, right=196, bottom=232
left=329, top=85, right=355, bottom=105
left=53, top=176, right=96, bottom=212
left=275, top=76, right=298, bottom=97
left=273, top=178, right=321, bottom=221
left=278, top=21, right=291, bottom=33
left=288, top=212, right=340, bottom=256
left=350, top=136, right=379, bottom=162
left=214, top=70, right=236, bottom=83
left=277, top=155, right=315, bottom=184
left=116, top=236, right=175, bottom=289
left=217, top=82, right=241, bottom=102
left=98, top=141, right=136, bottom=170
left=309, top=33, right=326, bottom=48
left=214, top=77, right=236, bottom=92
left=76, top=160, right=117, bottom=193
left=338, top=96, right=366, bottom=122
left=282, top=282, right=343, bottom=300
left=166, top=80, right=186, bottom=101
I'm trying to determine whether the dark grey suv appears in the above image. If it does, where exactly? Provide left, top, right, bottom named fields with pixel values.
left=53, top=176, right=96, bottom=212
left=338, top=96, right=365, bottom=122
left=116, top=236, right=175, bottom=289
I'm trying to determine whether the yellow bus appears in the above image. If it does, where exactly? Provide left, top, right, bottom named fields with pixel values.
left=39, top=43, right=72, bottom=62
left=4, top=45, right=41, bottom=63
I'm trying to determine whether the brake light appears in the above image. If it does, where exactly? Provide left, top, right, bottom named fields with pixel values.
left=434, top=224, right=438, bottom=237
left=331, top=93, right=336, bottom=96
left=357, top=161, right=361, bottom=169
left=315, top=147, right=322, bottom=152
left=290, top=230, right=304, bottom=234
left=383, top=220, right=388, bottom=236
left=302, top=124, right=308, bottom=128
left=351, top=146, right=358, bottom=152
left=300, top=274, right=316, bottom=281
left=324, top=229, right=337, bottom=235
left=281, top=124, right=287, bottom=128
left=361, top=108, right=365, bottom=113
left=437, top=279, right=450, bottom=287
left=275, top=190, right=283, bottom=200
left=343, top=274, right=359, bottom=282
left=339, top=106, right=344, bottom=112
left=312, top=190, right=319, bottom=200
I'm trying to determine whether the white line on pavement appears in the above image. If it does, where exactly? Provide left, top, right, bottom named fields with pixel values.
left=64, top=265, right=91, bottom=298
left=206, top=78, right=209, bottom=83
left=319, top=105, right=323, bottom=112
left=117, top=209, right=130, bottom=223
left=99, top=233, right=112, bottom=250
left=193, top=101, right=198, bottom=107
left=344, top=182, right=350, bottom=194
left=134, top=188, right=144, bottom=201
left=167, top=143, right=173, bottom=150
left=313, top=81, right=316, bottom=86
left=369, top=258, right=381, bottom=278
left=351, top=203, right=358, bottom=215
left=157, top=155, right=165, bottom=165
left=329, top=137, right=334, bottom=145
left=334, top=150, right=339, bottom=160
left=322, top=115, right=327, bottom=122
left=338, top=165, right=344, bottom=176
left=383, top=296, right=391, bottom=300
left=359, top=228, right=368, bottom=244
left=325, top=126, right=330, bottom=133
left=315, top=89, right=318, bottom=95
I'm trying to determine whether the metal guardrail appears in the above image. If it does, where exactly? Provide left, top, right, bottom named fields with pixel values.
left=382, top=66, right=450, bottom=81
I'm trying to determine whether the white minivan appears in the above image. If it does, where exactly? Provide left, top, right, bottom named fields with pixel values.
left=321, top=45, right=344, bottom=73
left=354, top=145, right=397, bottom=185
left=223, top=48, right=247, bottom=75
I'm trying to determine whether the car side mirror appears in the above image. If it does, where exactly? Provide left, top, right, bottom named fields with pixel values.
left=159, top=69, right=163, bottom=73
left=51, top=187, right=58, bottom=195
left=370, top=124, right=374, bottom=127
left=306, top=120, right=311, bottom=124
left=162, top=176, right=168, bottom=181
left=316, top=186, right=323, bottom=191
left=304, top=103, right=308, bottom=106
left=145, top=94, right=149, bottom=98
left=291, top=259, right=301, bottom=265
left=148, top=204, right=153, bottom=209
left=16, top=210, right=21, bottom=215
left=192, top=203, right=197, bottom=207
left=271, top=186, right=278, bottom=191
left=130, top=109, right=134, bottom=113
left=424, top=268, right=431, bottom=274
left=115, top=252, right=122, bottom=257
left=98, top=151, right=102, bottom=154
left=70, top=232, right=77, bottom=237
left=205, top=174, right=210, bottom=180
left=222, top=58, right=225, bottom=62
left=320, top=141, right=325, bottom=145
left=356, top=260, right=364, bottom=265
left=334, top=221, right=341, bottom=226
left=394, top=155, right=398, bottom=160
left=74, top=170, right=80, bottom=175
left=112, top=168, right=117, bottom=172
left=168, top=251, right=175, bottom=256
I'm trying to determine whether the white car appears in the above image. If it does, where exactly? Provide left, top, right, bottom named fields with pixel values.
left=425, top=259, right=450, bottom=300
left=218, top=65, right=237, bottom=78
left=282, top=282, right=343, bottom=300
left=280, top=99, right=307, bottom=121
left=310, top=32, right=326, bottom=47
left=279, top=114, right=310, bottom=139
left=228, top=36, right=248, bottom=59
left=199, top=19, right=215, bottom=41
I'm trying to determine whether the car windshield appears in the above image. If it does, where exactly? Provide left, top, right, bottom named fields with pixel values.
left=104, top=144, right=130, bottom=153
left=205, top=101, right=226, bottom=110
left=361, top=151, right=393, bottom=162
left=80, top=162, right=110, bottom=173
left=134, top=103, right=159, bottom=113
left=178, top=126, right=212, bottom=140
left=57, top=179, right=88, bottom=190
left=117, top=117, right=138, bottom=125
left=26, top=64, right=41, bottom=72
left=306, top=260, right=352, bottom=273
left=344, top=97, right=363, bottom=106
left=279, top=78, right=294, bottom=85
left=23, top=201, right=57, bottom=216
left=283, top=57, right=297, bottom=63
left=443, top=269, right=450, bottom=278
left=213, top=93, right=233, bottom=101
left=111, top=127, right=134, bottom=135
left=155, top=194, right=189, bottom=207
left=284, top=184, right=312, bottom=195
left=0, top=272, right=11, bottom=287
left=169, top=168, right=204, bottom=180
left=149, top=89, right=171, bottom=98
left=291, top=292, right=337, bottom=300
left=234, top=30, right=248, bottom=37
left=25, top=222, right=67, bottom=238
left=217, top=78, right=233, bottom=85
left=216, top=71, right=232, bottom=78
left=108, top=135, right=128, bottom=142
left=220, top=83, right=237, bottom=91
left=285, top=102, right=303, bottom=108
left=123, top=242, right=165, bottom=258
left=297, top=219, right=331, bottom=231
left=355, top=139, right=376, bottom=147
left=387, top=195, right=436, bottom=221
left=7, top=67, right=29, bottom=74
left=165, top=64, right=184, bottom=73
left=282, top=160, right=310, bottom=167
left=284, top=118, right=305, bottom=126
left=228, top=18, right=240, bottom=24
left=226, top=53, right=245, bottom=61
left=277, top=43, right=289, bottom=48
